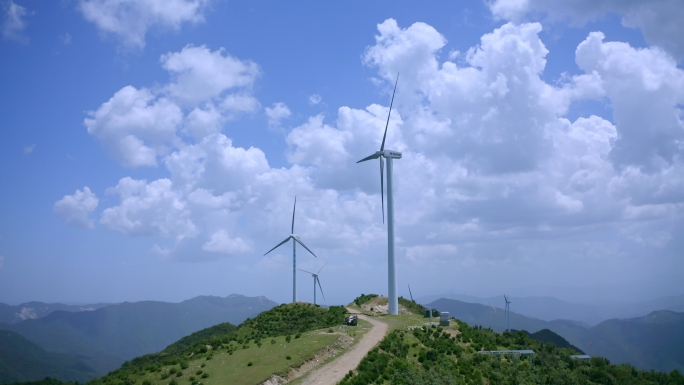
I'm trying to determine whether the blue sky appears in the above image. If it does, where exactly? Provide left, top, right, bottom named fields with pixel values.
left=1, top=0, right=682, bottom=306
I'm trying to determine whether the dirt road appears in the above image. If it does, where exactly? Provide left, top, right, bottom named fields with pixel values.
left=298, top=309, right=388, bottom=385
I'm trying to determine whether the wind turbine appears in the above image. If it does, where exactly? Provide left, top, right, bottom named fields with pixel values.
left=408, top=284, right=414, bottom=302
left=264, top=197, right=318, bottom=303
left=357, top=73, right=402, bottom=315
left=298, top=260, right=327, bottom=305
left=504, top=294, right=511, bottom=332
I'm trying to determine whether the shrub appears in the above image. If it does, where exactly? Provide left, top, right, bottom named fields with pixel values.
left=328, top=329, right=334, bottom=333
left=353, top=294, right=378, bottom=306
left=201, top=373, right=208, bottom=378
left=271, top=339, right=276, bottom=344
left=195, top=370, right=202, bottom=375
left=200, top=363, right=205, bottom=368
left=176, top=372, right=182, bottom=377
left=285, top=335, right=292, bottom=343
left=143, top=380, right=152, bottom=385
left=247, top=362, right=253, bottom=366
left=169, top=380, right=178, bottom=385
left=286, top=355, right=292, bottom=360
left=295, top=333, right=301, bottom=339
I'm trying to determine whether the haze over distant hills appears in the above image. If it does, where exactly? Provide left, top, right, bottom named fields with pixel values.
left=0, top=302, right=112, bottom=325
left=428, top=298, right=684, bottom=373
left=418, top=293, right=684, bottom=326
left=0, top=331, right=96, bottom=384
left=0, top=294, right=277, bottom=379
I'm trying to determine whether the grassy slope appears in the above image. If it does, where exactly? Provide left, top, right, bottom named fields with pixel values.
left=87, top=303, right=348, bottom=385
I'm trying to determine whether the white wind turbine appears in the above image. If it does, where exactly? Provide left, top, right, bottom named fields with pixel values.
left=298, top=260, right=328, bottom=306
left=357, top=73, right=402, bottom=315
left=504, top=294, right=512, bottom=332
left=264, top=197, right=318, bottom=303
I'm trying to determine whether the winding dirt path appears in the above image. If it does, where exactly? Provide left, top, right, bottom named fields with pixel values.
left=297, top=309, right=388, bottom=385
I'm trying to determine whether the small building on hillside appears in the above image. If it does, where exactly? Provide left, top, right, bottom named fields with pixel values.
left=439, top=311, right=450, bottom=326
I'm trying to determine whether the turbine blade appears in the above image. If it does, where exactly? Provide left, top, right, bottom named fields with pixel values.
left=263, top=236, right=292, bottom=256
left=380, top=156, right=385, bottom=224
left=291, top=196, right=297, bottom=234
left=316, top=276, right=325, bottom=301
left=317, top=259, right=329, bottom=274
left=293, top=237, right=317, bottom=258
left=357, top=153, right=381, bottom=163
left=380, top=73, right=399, bottom=152
left=408, top=284, right=414, bottom=302
left=298, top=268, right=315, bottom=275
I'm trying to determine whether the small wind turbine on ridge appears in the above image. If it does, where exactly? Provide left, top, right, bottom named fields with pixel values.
left=504, top=294, right=512, bottom=332
left=357, top=73, right=402, bottom=315
left=263, top=197, right=318, bottom=303
left=298, top=260, right=328, bottom=306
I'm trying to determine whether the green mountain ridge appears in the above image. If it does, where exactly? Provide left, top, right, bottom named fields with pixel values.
left=0, top=331, right=97, bottom=384
left=428, top=298, right=684, bottom=373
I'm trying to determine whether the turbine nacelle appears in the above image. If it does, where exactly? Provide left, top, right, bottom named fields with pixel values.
left=356, top=149, right=402, bottom=163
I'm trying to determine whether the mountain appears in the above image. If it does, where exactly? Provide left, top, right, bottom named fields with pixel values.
left=418, top=293, right=684, bottom=325
left=428, top=298, right=684, bottom=373
left=578, top=310, right=684, bottom=373
left=0, top=302, right=111, bottom=324
left=0, top=294, right=277, bottom=376
left=526, top=329, right=584, bottom=353
left=0, top=330, right=97, bottom=384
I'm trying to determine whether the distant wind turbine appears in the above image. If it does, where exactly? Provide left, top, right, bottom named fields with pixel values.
left=264, top=197, right=318, bottom=303
left=504, top=294, right=512, bottom=332
left=298, top=260, right=328, bottom=305
left=357, top=73, right=402, bottom=315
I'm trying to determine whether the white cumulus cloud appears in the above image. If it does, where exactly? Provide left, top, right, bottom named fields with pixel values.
left=202, top=230, right=251, bottom=255
left=53, top=187, right=99, bottom=229
left=488, top=0, right=684, bottom=61
left=84, top=45, right=261, bottom=168
left=265, top=102, right=291, bottom=127
left=100, top=177, right=197, bottom=240
left=2, top=0, right=30, bottom=42
left=78, top=0, right=210, bottom=49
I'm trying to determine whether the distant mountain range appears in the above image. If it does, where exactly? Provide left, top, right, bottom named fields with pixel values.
left=0, top=302, right=111, bottom=324
left=0, top=294, right=277, bottom=383
left=418, top=293, right=684, bottom=326
left=428, top=298, right=684, bottom=373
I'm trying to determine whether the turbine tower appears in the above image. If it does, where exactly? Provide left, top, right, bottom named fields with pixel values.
left=264, top=197, right=318, bottom=303
left=298, top=260, right=327, bottom=305
left=504, top=294, right=512, bottom=332
left=357, top=73, right=401, bottom=315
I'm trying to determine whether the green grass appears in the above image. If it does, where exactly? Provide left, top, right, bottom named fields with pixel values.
left=126, top=331, right=337, bottom=385
left=187, top=332, right=339, bottom=385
